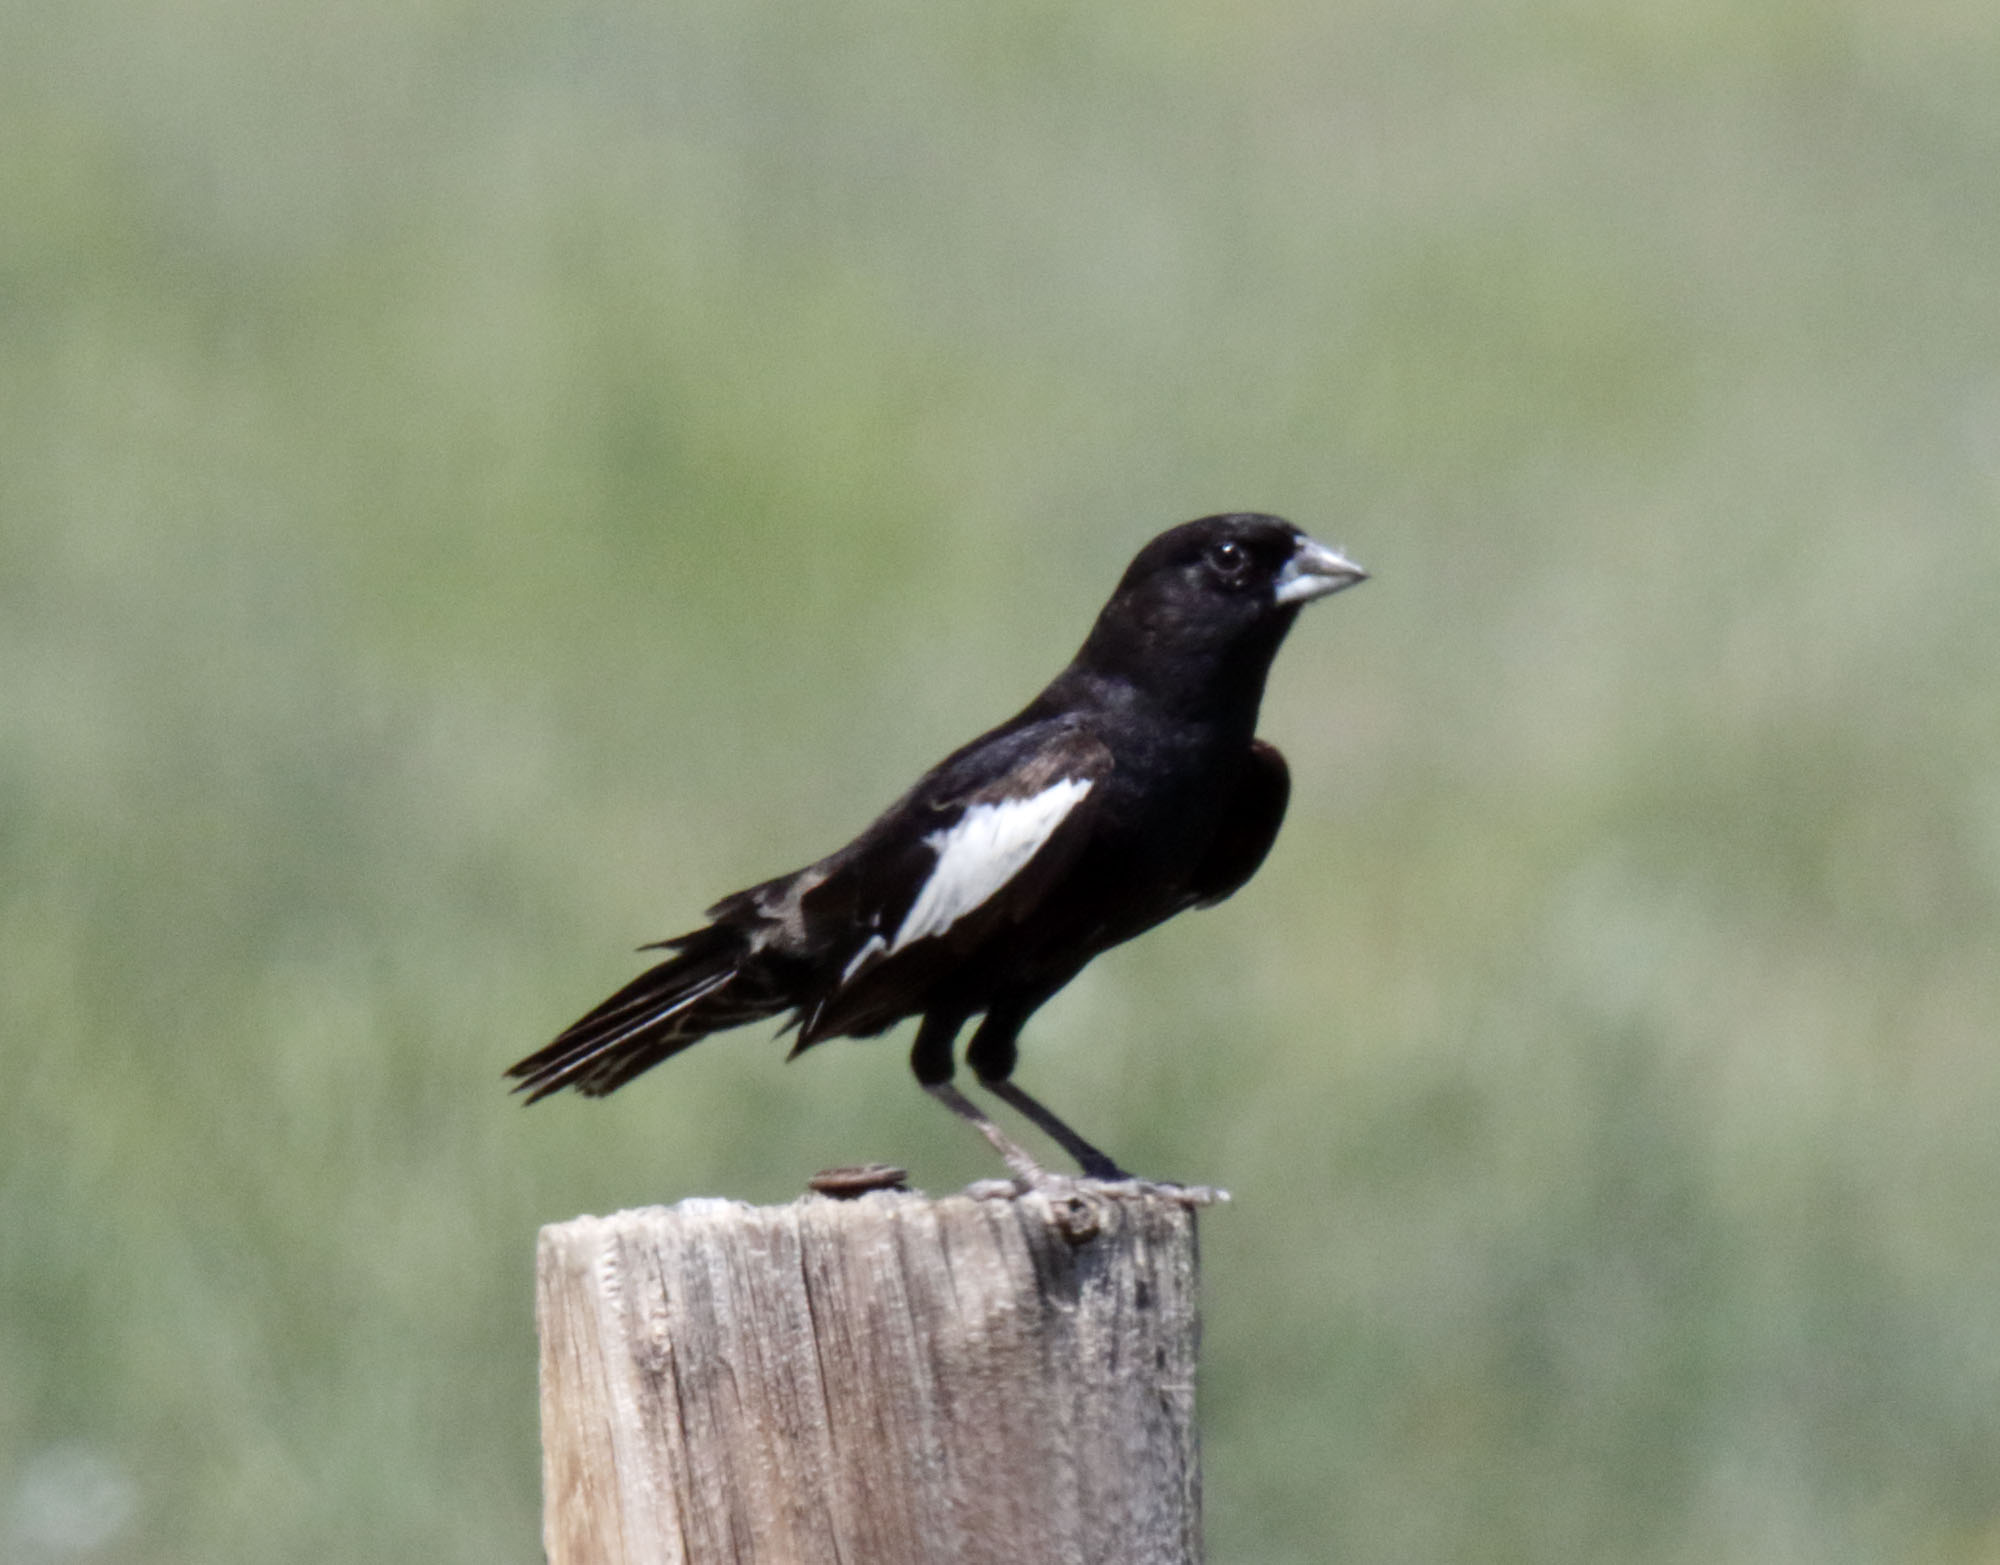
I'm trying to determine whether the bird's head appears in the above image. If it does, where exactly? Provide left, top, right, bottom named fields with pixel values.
left=1075, top=514, right=1367, bottom=710
left=1118, top=512, right=1367, bottom=611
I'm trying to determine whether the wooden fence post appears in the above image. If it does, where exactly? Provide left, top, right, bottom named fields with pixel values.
left=534, top=1184, right=1208, bottom=1565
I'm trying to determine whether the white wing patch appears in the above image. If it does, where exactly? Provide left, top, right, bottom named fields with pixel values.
left=889, top=777, right=1094, bottom=955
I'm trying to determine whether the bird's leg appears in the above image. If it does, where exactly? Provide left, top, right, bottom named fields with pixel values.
left=923, top=1081, right=1050, bottom=1187
left=978, top=1077, right=1131, bottom=1182
left=964, top=1001, right=1133, bottom=1181
left=911, top=1009, right=1049, bottom=1186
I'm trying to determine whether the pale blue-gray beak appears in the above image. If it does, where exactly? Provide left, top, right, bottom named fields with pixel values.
left=1272, top=534, right=1368, bottom=605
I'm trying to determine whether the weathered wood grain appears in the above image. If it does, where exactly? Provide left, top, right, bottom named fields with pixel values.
left=535, top=1185, right=1205, bottom=1565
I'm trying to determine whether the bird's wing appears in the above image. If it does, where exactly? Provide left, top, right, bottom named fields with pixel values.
left=1187, top=738, right=1291, bottom=908
left=777, top=716, right=1114, bottom=1042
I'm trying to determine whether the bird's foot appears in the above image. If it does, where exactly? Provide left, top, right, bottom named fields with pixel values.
left=1130, top=1178, right=1230, bottom=1208
left=931, top=1081, right=1228, bottom=1207
left=1079, top=1176, right=1230, bottom=1208
left=1074, top=1149, right=1133, bottom=1182
left=975, top=1077, right=1139, bottom=1182
left=977, top=1082, right=1228, bottom=1204
left=965, top=1169, right=1230, bottom=1210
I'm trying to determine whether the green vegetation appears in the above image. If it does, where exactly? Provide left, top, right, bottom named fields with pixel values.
left=5, top=1, right=1999, bottom=1559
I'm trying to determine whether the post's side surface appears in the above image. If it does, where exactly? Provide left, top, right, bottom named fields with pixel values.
left=534, top=1187, right=1204, bottom=1565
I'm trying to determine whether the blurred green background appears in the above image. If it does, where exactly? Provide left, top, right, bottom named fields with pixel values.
left=6, top=0, right=2000, bottom=1560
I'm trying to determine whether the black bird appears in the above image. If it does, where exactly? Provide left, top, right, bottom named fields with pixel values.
left=507, top=513, right=1367, bottom=1183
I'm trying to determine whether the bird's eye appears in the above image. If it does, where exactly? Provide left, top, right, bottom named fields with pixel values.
left=1206, top=540, right=1250, bottom=579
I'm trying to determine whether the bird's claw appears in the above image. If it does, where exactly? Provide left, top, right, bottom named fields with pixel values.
left=966, top=1171, right=1229, bottom=1211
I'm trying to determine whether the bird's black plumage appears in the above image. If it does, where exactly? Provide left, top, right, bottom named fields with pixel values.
left=507, top=513, right=1366, bottom=1180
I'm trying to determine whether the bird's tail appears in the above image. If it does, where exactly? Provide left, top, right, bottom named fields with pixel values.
left=505, top=926, right=789, bottom=1102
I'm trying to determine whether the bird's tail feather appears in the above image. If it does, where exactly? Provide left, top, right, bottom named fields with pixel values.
left=505, top=927, right=787, bottom=1102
